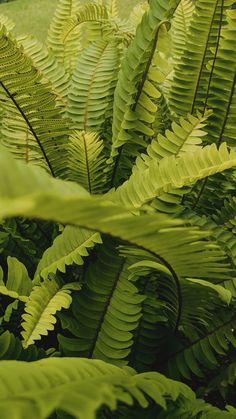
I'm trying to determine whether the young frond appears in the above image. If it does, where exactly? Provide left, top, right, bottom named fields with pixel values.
left=67, top=131, right=106, bottom=193
left=21, top=278, right=80, bottom=348
left=171, top=0, right=195, bottom=65
left=66, top=39, right=121, bottom=131
left=47, top=0, right=82, bottom=75
left=34, top=226, right=102, bottom=281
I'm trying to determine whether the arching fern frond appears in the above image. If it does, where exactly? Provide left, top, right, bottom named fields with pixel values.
left=0, top=147, right=233, bottom=284
left=62, top=3, right=109, bottom=43
left=205, top=10, right=236, bottom=147
left=0, top=256, right=32, bottom=303
left=0, top=25, right=69, bottom=177
left=66, top=39, right=120, bottom=131
left=164, top=312, right=236, bottom=380
left=171, top=0, right=195, bottom=65
left=59, top=240, right=144, bottom=365
left=134, top=111, right=210, bottom=172
left=21, top=278, right=80, bottom=348
left=47, top=0, right=82, bottom=75
left=169, top=0, right=234, bottom=117
left=0, top=357, right=195, bottom=419
left=34, top=226, right=102, bottom=281
left=18, top=34, right=69, bottom=105
left=114, top=143, right=236, bottom=210
left=110, top=0, right=179, bottom=184
left=67, top=131, right=106, bottom=193
left=0, top=331, right=47, bottom=361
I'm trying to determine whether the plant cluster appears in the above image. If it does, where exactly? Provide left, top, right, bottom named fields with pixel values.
left=0, top=0, right=236, bottom=417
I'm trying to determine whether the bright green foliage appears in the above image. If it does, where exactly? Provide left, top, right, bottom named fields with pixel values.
left=0, top=357, right=196, bottom=419
left=169, top=0, right=235, bottom=116
left=67, top=131, right=106, bottom=192
left=0, top=0, right=236, bottom=417
left=21, top=278, right=80, bottom=348
left=0, top=256, right=32, bottom=302
left=47, top=0, right=82, bottom=75
left=35, top=226, right=102, bottom=280
left=67, top=40, right=121, bottom=131
left=0, top=25, right=69, bottom=177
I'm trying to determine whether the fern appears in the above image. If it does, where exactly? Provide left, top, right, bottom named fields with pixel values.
left=0, top=331, right=47, bottom=360
left=66, top=131, right=106, bottom=193
left=47, top=0, right=82, bottom=75
left=165, top=312, right=236, bottom=380
left=171, top=0, right=195, bottom=65
left=0, top=256, right=32, bottom=302
left=34, top=226, right=102, bottom=281
left=1, top=0, right=236, bottom=416
left=59, top=240, right=144, bottom=365
left=205, top=10, right=236, bottom=147
left=110, top=0, right=179, bottom=184
left=21, top=278, right=80, bottom=348
left=114, top=143, right=236, bottom=210
left=169, top=0, right=234, bottom=116
left=0, top=25, right=69, bottom=176
left=66, top=39, right=121, bottom=131
left=0, top=357, right=196, bottom=419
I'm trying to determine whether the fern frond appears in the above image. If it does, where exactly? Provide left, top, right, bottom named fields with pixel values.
left=114, top=143, right=236, bottom=210
left=106, top=0, right=119, bottom=20
left=62, top=3, right=109, bottom=42
left=129, top=275, right=168, bottom=372
left=34, top=226, right=102, bottom=281
left=216, top=196, right=236, bottom=234
left=111, top=0, right=178, bottom=169
left=0, top=256, right=32, bottom=302
left=171, top=0, right=195, bottom=65
left=130, top=111, right=210, bottom=214
left=0, top=147, right=233, bottom=283
left=129, top=2, right=149, bottom=29
left=0, top=13, right=15, bottom=31
left=165, top=312, right=236, bottom=380
left=18, top=34, right=69, bottom=104
left=67, top=131, right=106, bottom=193
left=21, top=278, right=80, bottom=348
left=205, top=10, right=236, bottom=147
left=135, top=111, right=210, bottom=171
left=0, top=25, right=69, bottom=177
left=169, top=0, right=234, bottom=116
left=47, top=0, right=82, bottom=75
left=59, top=240, right=144, bottom=365
left=66, top=39, right=120, bottom=131
left=0, top=357, right=195, bottom=419
left=0, top=331, right=47, bottom=361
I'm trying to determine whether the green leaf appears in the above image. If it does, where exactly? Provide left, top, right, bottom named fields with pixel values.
left=21, top=278, right=79, bottom=348
left=34, top=226, right=102, bottom=281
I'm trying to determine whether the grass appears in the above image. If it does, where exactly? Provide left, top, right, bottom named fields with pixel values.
left=0, top=0, right=142, bottom=41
